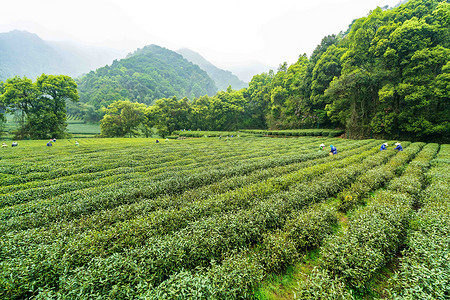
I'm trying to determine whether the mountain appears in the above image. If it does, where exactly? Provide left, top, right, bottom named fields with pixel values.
left=0, top=30, right=125, bottom=80
left=76, top=45, right=218, bottom=108
left=176, top=48, right=247, bottom=90
left=228, top=62, right=275, bottom=83
left=47, top=40, right=126, bottom=76
left=0, top=30, right=65, bottom=80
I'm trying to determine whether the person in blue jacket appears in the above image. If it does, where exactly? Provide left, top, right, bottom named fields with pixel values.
left=47, top=140, right=53, bottom=146
left=330, top=145, right=337, bottom=155
left=394, top=142, right=403, bottom=151
left=380, top=142, right=388, bottom=151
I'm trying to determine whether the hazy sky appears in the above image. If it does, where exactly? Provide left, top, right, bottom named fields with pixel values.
left=0, top=0, right=401, bottom=70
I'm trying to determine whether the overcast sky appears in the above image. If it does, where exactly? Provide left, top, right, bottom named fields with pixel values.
left=0, top=0, right=401, bottom=70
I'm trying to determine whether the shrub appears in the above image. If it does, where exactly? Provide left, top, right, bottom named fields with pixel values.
left=258, top=230, right=299, bottom=273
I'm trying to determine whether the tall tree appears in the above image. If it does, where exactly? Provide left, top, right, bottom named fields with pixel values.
left=100, top=100, right=147, bottom=137
left=0, top=74, right=78, bottom=139
left=149, top=97, right=191, bottom=137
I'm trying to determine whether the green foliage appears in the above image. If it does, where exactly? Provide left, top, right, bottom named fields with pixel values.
left=322, top=192, right=414, bottom=289
left=258, top=230, right=299, bottom=273
left=285, top=204, right=338, bottom=252
left=387, top=144, right=450, bottom=299
left=294, top=268, right=354, bottom=299
left=145, top=271, right=214, bottom=299
left=210, top=0, right=448, bottom=142
left=241, top=129, right=344, bottom=137
left=0, top=74, right=79, bottom=139
left=0, top=137, right=445, bottom=298
left=76, top=45, right=217, bottom=109
left=100, top=100, right=147, bottom=137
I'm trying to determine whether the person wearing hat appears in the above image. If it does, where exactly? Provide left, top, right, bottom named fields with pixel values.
left=47, top=140, right=53, bottom=146
left=329, top=145, right=337, bottom=155
left=380, top=142, right=388, bottom=151
left=320, top=143, right=325, bottom=151
left=394, top=142, right=403, bottom=151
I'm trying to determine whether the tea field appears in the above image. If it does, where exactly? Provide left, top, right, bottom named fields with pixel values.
left=0, top=137, right=448, bottom=299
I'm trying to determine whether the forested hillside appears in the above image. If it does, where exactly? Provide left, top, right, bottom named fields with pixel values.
left=177, top=48, right=248, bottom=91
left=0, top=30, right=124, bottom=80
left=257, top=0, right=449, bottom=141
left=97, top=0, right=449, bottom=143
left=76, top=45, right=218, bottom=109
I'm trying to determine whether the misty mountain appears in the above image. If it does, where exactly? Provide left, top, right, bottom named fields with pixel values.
left=77, top=44, right=218, bottom=108
left=176, top=48, right=247, bottom=90
left=0, top=30, right=125, bottom=81
left=47, top=40, right=126, bottom=76
left=228, top=62, right=275, bottom=83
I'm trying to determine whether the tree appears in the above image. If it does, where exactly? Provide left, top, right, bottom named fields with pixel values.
left=0, top=76, right=36, bottom=129
left=0, top=81, right=5, bottom=135
left=0, top=74, right=78, bottom=139
left=30, top=74, right=79, bottom=139
left=100, top=100, right=147, bottom=137
left=149, top=97, right=191, bottom=136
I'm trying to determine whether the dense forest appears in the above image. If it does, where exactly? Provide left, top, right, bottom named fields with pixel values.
left=98, top=0, right=449, bottom=142
left=256, top=0, right=449, bottom=142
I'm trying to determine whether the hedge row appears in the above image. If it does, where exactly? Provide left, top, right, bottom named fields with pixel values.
left=172, top=130, right=247, bottom=138
left=387, top=144, right=449, bottom=299
left=124, top=142, right=404, bottom=299
left=0, top=139, right=358, bottom=233
left=319, top=143, right=439, bottom=291
left=0, top=141, right=380, bottom=298
left=241, top=129, right=345, bottom=137
left=338, top=141, right=421, bottom=211
left=0, top=138, right=325, bottom=209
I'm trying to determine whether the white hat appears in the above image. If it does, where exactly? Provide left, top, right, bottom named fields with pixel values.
left=320, top=143, right=325, bottom=147
left=395, top=142, right=400, bottom=146
left=383, top=143, right=388, bottom=146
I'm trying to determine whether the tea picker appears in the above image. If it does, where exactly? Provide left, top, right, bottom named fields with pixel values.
left=380, top=143, right=388, bottom=151
left=329, top=145, right=337, bottom=155
left=394, top=142, right=403, bottom=151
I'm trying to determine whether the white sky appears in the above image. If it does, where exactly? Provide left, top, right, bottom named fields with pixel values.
left=0, top=0, right=401, bottom=70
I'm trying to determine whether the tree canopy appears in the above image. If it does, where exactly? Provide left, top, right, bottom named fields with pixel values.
left=0, top=74, right=79, bottom=139
left=76, top=45, right=217, bottom=110
left=115, top=0, right=448, bottom=143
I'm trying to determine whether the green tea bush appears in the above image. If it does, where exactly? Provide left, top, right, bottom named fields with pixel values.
left=0, top=137, right=442, bottom=298
left=387, top=144, right=450, bottom=299
left=207, top=251, right=264, bottom=300
left=294, top=268, right=354, bottom=300
left=285, top=203, right=338, bottom=251
left=322, top=191, right=413, bottom=289
left=143, top=271, right=214, bottom=300
left=338, top=142, right=421, bottom=211
left=258, top=230, right=299, bottom=273
left=320, top=143, right=440, bottom=291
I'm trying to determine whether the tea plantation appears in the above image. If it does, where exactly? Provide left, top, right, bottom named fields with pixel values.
left=0, top=137, right=448, bottom=299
